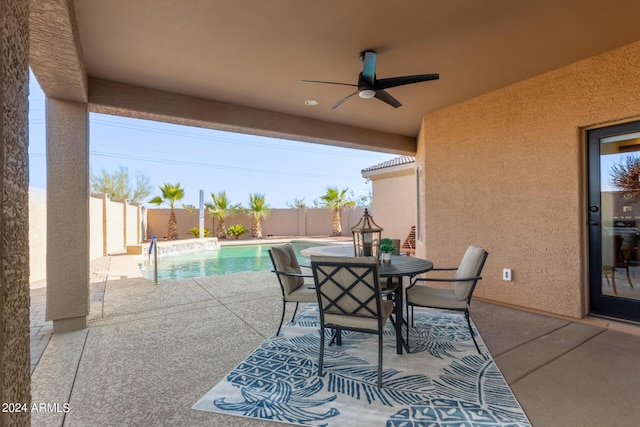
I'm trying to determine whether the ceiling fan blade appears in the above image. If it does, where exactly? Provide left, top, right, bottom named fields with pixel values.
left=301, top=80, right=357, bottom=87
left=374, top=74, right=439, bottom=90
left=374, top=90, right=402, bottom=108
left=331, top=91, right=359, bottom=109
left=361, top=51, right=377, bottom=86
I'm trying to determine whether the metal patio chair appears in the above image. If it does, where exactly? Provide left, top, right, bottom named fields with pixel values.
left=405, top=245, right=489, bottom=354
left=268, top=244, right=317, bottom=336
left=311, top=256, right=394, bottom=388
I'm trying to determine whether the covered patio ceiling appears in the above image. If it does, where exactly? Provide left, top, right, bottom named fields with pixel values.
left=29, top=0, right=640, bottom=154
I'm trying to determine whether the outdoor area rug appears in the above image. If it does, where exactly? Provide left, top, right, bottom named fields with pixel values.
left=192, top=304, right=531, bottom=426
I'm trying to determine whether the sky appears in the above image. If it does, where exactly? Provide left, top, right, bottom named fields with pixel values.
left=27, top=70, right=397, bottom=208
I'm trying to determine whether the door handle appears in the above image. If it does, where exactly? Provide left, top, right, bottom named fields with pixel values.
left=590, top=219, right=600, bottom=226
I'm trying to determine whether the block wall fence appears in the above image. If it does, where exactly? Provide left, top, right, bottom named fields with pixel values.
left=29, top=188, right=366, bottom=283
left=29, top=189, right=143, bottom=283
left=144, top=206, right=366, bottom=241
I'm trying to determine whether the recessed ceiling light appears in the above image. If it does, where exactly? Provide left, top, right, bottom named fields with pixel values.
left=304, top=99, right=318, bottom=106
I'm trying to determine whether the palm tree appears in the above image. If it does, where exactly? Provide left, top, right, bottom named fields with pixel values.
left=320, top=186, right=355, bottom=236
left=205, top=191, right=243, bottom=238
left=247, top=193, right=270, bottom=238
left=149, top=183, right=185, bottom=240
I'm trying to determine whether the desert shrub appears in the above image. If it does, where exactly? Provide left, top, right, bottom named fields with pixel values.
left=187, top=227, right=212, bottom=237
left=227, top=224, right=248, bottom=238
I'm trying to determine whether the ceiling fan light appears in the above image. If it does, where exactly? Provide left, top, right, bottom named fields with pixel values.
left=359, top=89, right=376, bottom=99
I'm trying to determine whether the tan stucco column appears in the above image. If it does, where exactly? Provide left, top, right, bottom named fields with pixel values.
left=45, top=98, right=90, bottom=332
left=1, top=0, right=31, bottom=423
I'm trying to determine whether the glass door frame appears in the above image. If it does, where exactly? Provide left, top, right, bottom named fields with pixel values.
left=588, top=121, right=640, bottom=322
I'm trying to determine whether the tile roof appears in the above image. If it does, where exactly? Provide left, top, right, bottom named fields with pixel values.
left=361, top=155, right=415, bottom=173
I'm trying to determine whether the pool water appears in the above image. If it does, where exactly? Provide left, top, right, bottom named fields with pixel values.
left=140, top=241, right=322, bottom=280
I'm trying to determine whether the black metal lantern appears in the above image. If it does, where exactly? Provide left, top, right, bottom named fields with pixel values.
left=351, top=208, right=383, bottom=258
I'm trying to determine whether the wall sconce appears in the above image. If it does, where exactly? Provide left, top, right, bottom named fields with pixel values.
left=351, top=208, right=383, bottom=258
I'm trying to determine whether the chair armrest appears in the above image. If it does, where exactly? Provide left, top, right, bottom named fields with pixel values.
left=408, top=276, right=482, bottom=290
left=411, top=275, right=482, bottom=284
left=271, top=269, right=313, bottom=279
left=431, top=267, right=458, bottom=271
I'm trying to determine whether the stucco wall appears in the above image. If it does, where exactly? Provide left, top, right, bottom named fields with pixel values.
left=29, top=188, right=48, bottom=283
left=418, top=40, right=640, bottom=319
left=126, top=203, right=139, bottom=245
left=1, top=0, right=31, bottom=421
left=90, top=195, right=142, bottom=257
left=262, top=209, right=300, bottom=236
left=31, top=193, right=142, bottom=280
left=105, top=198, right=124, bottom=254
left=369, top=168, right=416, bottom=242
left=45, top=98, right=90, bottom=328
left=89, top=196, right=104, bottom=260
left=301, top=209, right=332, bottom=236
left=147, top=208, right=214, bottom=239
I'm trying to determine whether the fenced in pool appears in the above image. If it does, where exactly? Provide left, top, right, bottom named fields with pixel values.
left=139, top=241, right=329, bottom=280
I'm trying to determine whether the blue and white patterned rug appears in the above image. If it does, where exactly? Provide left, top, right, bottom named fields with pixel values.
left=192, top=304, right=530, bottom=426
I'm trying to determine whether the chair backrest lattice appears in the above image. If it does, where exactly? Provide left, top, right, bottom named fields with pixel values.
left=311, top=256, right=382, bottom=320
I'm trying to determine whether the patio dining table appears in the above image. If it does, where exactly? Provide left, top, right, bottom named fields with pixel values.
left=379, top=256, right=433, bottom=354
left=302, top=245, right=433, bottom=354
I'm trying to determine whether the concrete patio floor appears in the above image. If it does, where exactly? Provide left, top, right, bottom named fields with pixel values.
left=30, top=253, right=640, bottom=427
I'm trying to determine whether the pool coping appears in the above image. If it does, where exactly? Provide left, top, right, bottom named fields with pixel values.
left=218, top=236, right=353, bottom=247
left=135, top=236, right=354, bottom=279
left=140, top=236, right=353, bottom=253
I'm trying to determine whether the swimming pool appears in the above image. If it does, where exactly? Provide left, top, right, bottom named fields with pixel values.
left=139, top=241, right=325, bottom=280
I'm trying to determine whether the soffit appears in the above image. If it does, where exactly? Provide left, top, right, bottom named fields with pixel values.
left=33, top=0, right=640, bottom=141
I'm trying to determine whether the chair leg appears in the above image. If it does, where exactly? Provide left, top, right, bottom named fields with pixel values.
left=465, top=310, right=481, bottom=354
left=405, top=303, right=411, bottom=351
left=318, top=327, right=325, bottom=378
left=411, top=306, right=415, bottom=327
left=290, top=302, right=300, bottom=323
left=276, top=300, right=287, bottom=336
left=377, top=332, right=383, bottom=388
left=328, top=328, right=342, bottom=347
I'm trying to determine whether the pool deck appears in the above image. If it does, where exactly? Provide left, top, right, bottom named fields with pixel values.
left=301, top=244, right=354, bottom=257
left=29, top=238, right=640, bottom=426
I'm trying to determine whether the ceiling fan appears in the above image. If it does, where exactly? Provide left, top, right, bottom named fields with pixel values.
left=302, top=50, right=439, bottom=109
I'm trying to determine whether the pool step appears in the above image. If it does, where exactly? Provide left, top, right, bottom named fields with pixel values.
left=140, top=238, right=219, bottom=256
